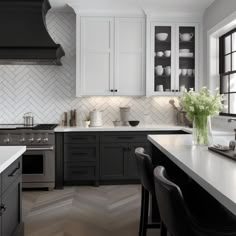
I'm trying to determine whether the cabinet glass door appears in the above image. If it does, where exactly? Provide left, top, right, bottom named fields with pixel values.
left=178, top=26, right=196, bottom=92
left=153, top=25, right=174, bottom=94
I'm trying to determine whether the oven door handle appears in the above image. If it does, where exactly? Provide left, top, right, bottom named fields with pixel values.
left=26, top=146, right=54, bottom=151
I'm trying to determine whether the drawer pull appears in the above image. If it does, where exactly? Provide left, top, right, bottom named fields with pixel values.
left=72, top=153, right=87, bottom=156
left=72, top=170, right=88, bottom=175
left=118, top=137, right=134, bottom=140
left=8, top=166, right=21, bottom=177
left=72, top=137, right=88, bottom=140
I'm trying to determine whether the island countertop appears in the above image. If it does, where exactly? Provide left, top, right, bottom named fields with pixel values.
left=0, top=146, right=26, bottom=173
left=148, top=134, right=236, bottom=216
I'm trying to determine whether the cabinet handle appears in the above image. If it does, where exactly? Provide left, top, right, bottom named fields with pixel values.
left=72, top=153, right=87, bottom=156
left=0, top=204, right=6, bottom=215
left=114, top=89, right=118, bottom=92
left=8, top=165, right=21, bottom=177
left=171, top=90, right=174, bottom=92
left=118, top=137, right=134, bottom=140
left=110, top=89, right=114, bottom=92
left=72, top=137, right=88, bottom=140
left=175, top=89, right=179, bottom=92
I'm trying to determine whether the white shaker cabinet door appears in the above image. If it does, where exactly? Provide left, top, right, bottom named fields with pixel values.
left=80, top=17, right=114, bottom=96
left=114, top=18, right=145, bottom=96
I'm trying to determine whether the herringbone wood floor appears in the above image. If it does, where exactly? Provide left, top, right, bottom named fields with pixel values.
left=22, top=185, right=160, bottom=236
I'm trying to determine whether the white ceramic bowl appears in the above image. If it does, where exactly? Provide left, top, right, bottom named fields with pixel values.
left=164, top=50, right=171, bottom=57
left=157, top=51, right=164, bottom=57
left=156, top=33, right=168, bottom=41
left=179, top=49, right=190, bottom=53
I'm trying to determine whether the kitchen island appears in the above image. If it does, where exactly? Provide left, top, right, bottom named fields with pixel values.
left=0, top=146, right=26, bottom=236
left=148, top=134, right=236, bottom=216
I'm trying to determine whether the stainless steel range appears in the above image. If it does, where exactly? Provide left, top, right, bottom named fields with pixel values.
left=0, top=124, right=57, bottom=190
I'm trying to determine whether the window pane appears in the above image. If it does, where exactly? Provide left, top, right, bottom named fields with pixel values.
left=230, top=93, right=236, bottom=114
left=222, top=94, right=228, bottom=113
left=225, top=55, right=231, bottom=72
left=233, top=52, right=236, bottom=71
left=225, top=35, right=231, bottom=54
left=233, top=33, right=236, bottom=51
left=220, top=75, right=228, bottom=93
left=230, top=73, right=236, bottom=92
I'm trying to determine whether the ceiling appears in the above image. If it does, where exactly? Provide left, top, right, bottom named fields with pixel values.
left=49, top=0, right=215, bottom=14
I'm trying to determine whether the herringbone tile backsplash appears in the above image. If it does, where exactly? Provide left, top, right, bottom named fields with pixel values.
left=0, top=12, right=177, bottom=126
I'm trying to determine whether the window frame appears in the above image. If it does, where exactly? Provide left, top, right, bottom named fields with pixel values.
left=219, top=28, right=236, bottom=117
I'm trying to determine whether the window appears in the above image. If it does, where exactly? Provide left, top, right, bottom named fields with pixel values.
left=219, top=28, right=236, bottom=116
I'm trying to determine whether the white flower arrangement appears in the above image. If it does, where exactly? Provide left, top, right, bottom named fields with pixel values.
left=179, top=87, right=223, bottom=121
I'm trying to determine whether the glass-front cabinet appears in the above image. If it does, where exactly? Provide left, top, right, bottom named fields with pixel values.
left=149, top=22, right=199, bottom=96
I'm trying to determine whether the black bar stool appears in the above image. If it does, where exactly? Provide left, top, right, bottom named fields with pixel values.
left=154, top=166, right=236, bottom=236
left=134, top=147, right=160, bottom=236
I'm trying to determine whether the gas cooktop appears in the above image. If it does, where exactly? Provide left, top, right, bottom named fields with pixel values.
left=0, top=124, right=57, bottom=130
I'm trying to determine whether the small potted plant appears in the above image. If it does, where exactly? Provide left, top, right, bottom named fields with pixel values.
left=84, top=116, right=90, bottom=128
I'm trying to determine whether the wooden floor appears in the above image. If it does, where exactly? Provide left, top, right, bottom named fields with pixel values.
left=22, top=185, right=160, bottom=236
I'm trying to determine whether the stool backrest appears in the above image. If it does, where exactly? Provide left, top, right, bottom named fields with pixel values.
left=154, top=166, right=190, bottom=236
left=134, top=147, right=155, bottom=194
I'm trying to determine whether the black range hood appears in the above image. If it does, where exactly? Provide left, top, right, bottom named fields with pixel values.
left=0, top=0, right=65, bottom=65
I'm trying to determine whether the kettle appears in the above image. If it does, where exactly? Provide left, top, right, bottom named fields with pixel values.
left=89, top=110, right=103, bottom=127
left=23, top=112, right=34, bottom=126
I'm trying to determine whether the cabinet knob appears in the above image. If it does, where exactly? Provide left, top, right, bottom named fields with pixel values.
left=114, top=89, right=118, bottom=92
left=110, top=89, right=114, bottom=92
left=0, top=204, right=6, bottom=215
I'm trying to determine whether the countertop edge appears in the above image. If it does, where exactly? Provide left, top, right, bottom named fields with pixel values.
left=0, top=146, right=26, bottom=174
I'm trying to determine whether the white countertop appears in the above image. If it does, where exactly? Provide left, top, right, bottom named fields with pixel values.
left=0, top=146, right=26, bottom=173
left=148, top=134, right=236, bottom=216
left=55, top=125, right=192, bottom=132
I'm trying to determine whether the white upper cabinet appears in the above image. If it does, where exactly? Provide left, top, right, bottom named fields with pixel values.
left=80, top=17, right=114, bottom=96
left=78, top=16, right=145, bottom=96
left=114, top=18, right=145, bottom=96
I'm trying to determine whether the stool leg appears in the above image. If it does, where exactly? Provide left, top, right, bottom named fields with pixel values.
left=142, top=188, right=149, bottom=236
left=139, top=186, right=145, bottom=236
left=160, top=221, right=167, bottom=236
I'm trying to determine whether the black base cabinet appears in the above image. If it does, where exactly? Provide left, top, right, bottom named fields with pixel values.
left=1, top=157, right=23, bottom=236
left=55, top=130, right=188, bottom=188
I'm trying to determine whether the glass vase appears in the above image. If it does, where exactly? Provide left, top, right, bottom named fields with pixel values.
left=192, top=115, right=212, bottom=146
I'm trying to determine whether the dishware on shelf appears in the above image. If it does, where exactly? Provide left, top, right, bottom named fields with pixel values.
left=128, top=120, right=140, bottom=127
left=165, top=66, right=171, bottom=76
left=165, top=89, right=171, bottom=92
left=179, top=33, right=194, bottom=42
left=193, top=69, right=195, bottom=75
left=156, top=51, right=164, bottom=57
left=179, top=48, right=190, bottom=53
left=164, top=50, right=171, bottom=57
left=179, top=69, right=182, bottom=76
left=155, top=65, right=164, bottom=76
left=181, top=68, right=187, bottom=76
left=179, top=52, right=194, bottom=58
left=156, top=85, right=164, bottom=92
left=187, top=69, right=193, bottom=76
left=156, top=33, right=168, bottom=41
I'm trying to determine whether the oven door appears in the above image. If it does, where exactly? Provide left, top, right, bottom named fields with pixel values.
left=22, top=146, right=55, bottom=184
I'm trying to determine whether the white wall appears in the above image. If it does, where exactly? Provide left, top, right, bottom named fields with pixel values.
left=203, top=0, right=236, bottom=130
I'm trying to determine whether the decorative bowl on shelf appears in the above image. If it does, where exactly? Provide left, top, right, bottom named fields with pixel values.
left=179, top=49, right=190, bottom=53
left=156, top=51, right=164, bottom=57
left=128, top=121, right=140, bottom=127
left=179, top=33, right=193, bottom=42
left=156, top=33, right=168, bottom=41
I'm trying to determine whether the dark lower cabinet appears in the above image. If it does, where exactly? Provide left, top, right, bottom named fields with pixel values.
left=2, top=177, right=22, bottom=236
left=58, top=130, right=189, bottom=187
left=0, top=157, right=23, bottom=236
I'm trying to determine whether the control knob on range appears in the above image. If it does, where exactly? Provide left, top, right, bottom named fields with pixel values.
left=43, top=138, right=48, bottom=143
left=28, top=137, right=34, bottom=143
left=36, top=138, right=41, bottom=143
left=3, top=138, right=10, bottom=144
left=19, top=138, right=25, bottom=143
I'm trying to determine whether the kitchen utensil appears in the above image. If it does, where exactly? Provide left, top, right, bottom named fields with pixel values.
left=187, top=69, right=193, bottom=76
left=156, top=85, right=164, bottom=92
left=181, top=69, right=187, bottom=76
left=164, top=50, right=171, bottom=57
left=89, top=109, right=103, bottom=127
left=179, top=49, right=190, bottom=53
left=179, top=33, right=194, bottom=42
left=156, top=33, right=168, bottom=41
left=23, top=112, right=34, bottom=126
left=156, top=51, right=164, bottom=57
left=165, top=66, right=171, bottom=76
left=120, top=107, right=130, bottom=126
left=155, top=65, right=164, bottom=76
left=169, top=99, right=179, bottom=111
left=128, top=121, right=140, bottom=127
